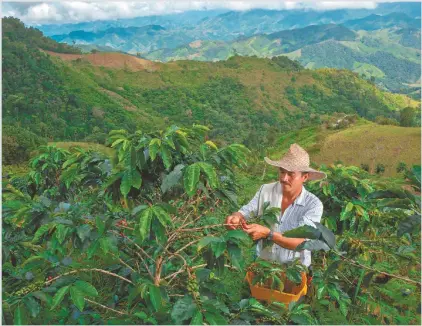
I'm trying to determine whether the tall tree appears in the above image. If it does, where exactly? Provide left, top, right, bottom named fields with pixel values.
left=400, top=107, right=416, bottom=127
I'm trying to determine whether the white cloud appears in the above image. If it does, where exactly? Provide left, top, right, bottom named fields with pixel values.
left=25, top=3, right=63, bottom=22
left=1, top=1, right=413, bottom=25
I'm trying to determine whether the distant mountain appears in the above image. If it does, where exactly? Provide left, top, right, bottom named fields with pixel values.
left=146, top=24, right=356, bottom=60
left=51, top=25, right=179, bottom=54
left=36, top=9, right=229, bottom=36
left=343, top=12, right=421, bottom=30
left=144, top=24, right=420, bottom=94
left=39, top=2, right=421, bottom=55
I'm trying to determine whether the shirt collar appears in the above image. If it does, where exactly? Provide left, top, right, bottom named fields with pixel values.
left=279, top=182, right=307, bottom=207
left=295, top=187, right=307, bottom=206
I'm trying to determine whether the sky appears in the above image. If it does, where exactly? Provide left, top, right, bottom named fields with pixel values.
left=1, top=1, right=418, bottom=25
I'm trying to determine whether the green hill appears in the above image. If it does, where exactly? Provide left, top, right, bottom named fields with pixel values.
left=3, top=17, right=419, bottom=165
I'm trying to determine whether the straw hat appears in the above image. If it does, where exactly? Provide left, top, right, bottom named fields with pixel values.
left=264, top=144, right=326, bottom=181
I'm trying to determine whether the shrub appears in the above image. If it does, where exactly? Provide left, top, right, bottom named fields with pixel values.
left=376, top=163, right=386, bottom=174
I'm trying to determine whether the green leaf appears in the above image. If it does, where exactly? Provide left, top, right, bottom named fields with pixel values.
left=32, top=223, right=53, bottom=243
left=139, top=208, right=153, bottom=242
left=190, top=309, right=204, bottom=325
left=296, top=239, right=330, bottom=251
left=339, top=300, right=349, bottom=316
left=377, top=198, right=411, bottom=209
left=315, top=222, right=336, bottom=248
left=134, top=312, right=148, bottom=320
left=345, top=202, right=354, bottom=213
left=32, top=292, right=52, bottom=307
left=197, top=237, right=222, bottom=252
left=120, top=171, right=132, bottom=197
left=227, top=243, right=242, bottom=270
left=204, top=312, right=227, bottom=325
left=317, top=286, right=326, bottom=300
left=22, top=255, right=46, bottom=267
left=183, top=163, right=200, bottom=197
left=87, top=240, right=100, bottom=258
left=149, top=138, right=161, bottom=161
left=283, top=225, right=321, bottom=239
left=160, top=145, right=173, bottom=170
left=74, top=281, right=98, bottom=297
left=198, top=162, right=218, bottom=188
left=290, top=312, right=313, bottom=325
left=205, top=141, right=218, bottom=150
left=24, top=296, right=40, bottom=318
left=14, top=305, right=29, bottom=325
left=171, top=295, right=196, bottom=324
left=111, top=138, right=125, bottom=148
left=96, top=216, right=105, bottom=236
left=161, top=164, right=185, bottom=194
left=132, top=170, right=142, bottom=189
left=51, top=286, right=70, bottom=310
left=152, top=218, right=167, bottom=245
left=76, top=224, right=91, bottom=242
left=211, top=241, right=226, bottom=258
left=398, top=215, right=421, bottom=237
left=99, top=236, right=118, bottom=254
left=70, top=286, right=85, bottom=312
left=286, top=268, right=302, bottom=284
left=149, top=285, right=162, bottom=312
left=225, top=230, right=250, bottom=243
left=55, top=224, right=70, bottom=244
left=327, top=284, right=340, bottom=302
left=152, top=206, right=172, bottom=227
left=324, top=260, right=341, bottom=279
left=132, top=204, right=148, bottom=215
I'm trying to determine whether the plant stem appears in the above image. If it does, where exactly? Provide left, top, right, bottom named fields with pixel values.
left=335, top=251, right=421, bottom=286
left=85, top=298, right=128, bottom=315
left=45, top=268, right=133, bottom=286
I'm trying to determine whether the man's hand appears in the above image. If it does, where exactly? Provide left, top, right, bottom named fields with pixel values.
left=242, top=223, right=271, bottom=241
left=225, top=212, right=244, bottom=230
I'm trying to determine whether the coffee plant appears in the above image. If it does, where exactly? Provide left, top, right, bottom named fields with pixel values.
left=2, top=125, right=421, bottom=325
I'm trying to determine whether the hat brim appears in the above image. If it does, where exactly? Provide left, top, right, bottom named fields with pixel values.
left=264, top=157, right=326, bottom=181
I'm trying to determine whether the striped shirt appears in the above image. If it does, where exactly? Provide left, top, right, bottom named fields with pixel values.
left=238, top=182, right=323, bottom=266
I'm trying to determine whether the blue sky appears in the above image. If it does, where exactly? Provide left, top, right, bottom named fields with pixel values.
left=2, top=1, right=417, bottom=25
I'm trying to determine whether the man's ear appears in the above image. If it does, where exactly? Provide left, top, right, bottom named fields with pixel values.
left=302, top=173, right=309, bottom=182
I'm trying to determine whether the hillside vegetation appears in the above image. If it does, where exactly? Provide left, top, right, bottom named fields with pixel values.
left=2, top=17, right=419, bottom=167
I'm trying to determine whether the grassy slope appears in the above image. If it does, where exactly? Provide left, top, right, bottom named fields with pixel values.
left=236, top=120, right=420, bottom=203
left=312, top=123, right=421, bottom=176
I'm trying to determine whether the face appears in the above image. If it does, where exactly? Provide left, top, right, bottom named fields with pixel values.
left=278, top=168, right=308, bottom=193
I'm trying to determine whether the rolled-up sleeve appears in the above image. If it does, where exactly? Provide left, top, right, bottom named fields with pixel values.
left=238, top=186, right=262, bottom=220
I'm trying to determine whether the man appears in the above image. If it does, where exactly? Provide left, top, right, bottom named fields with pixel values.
left=225, top=143, right=326, bottom=267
